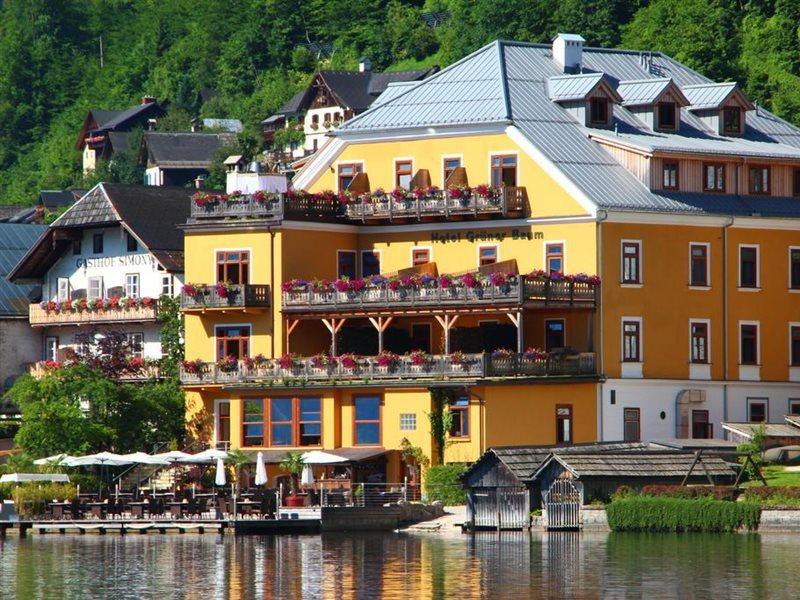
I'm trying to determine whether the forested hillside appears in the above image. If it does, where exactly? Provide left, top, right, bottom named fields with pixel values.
left=1, top=0, right=799, bottom=204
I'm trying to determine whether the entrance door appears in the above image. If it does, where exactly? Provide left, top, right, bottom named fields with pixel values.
left=411, top=323, right=431, bottom=353
left=545, top=319, right=565, bottom=352
left=691, top=410, right=712, bottom=439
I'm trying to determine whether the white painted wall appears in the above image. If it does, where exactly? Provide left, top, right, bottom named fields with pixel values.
left=303, top=106, right=344, bottom=153
left=42, top=323, right=163, bottom=361
left=226, top=172, right=287, bottom=194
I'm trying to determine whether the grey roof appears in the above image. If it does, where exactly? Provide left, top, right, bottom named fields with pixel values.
left=38, top=189, right=83, bottom=211
left=143, top=132, right=234, bottom=168
left=0, top=224, right=46, bottom=316
left=261, top=114, right=285, bottom=125
left=785, top=415, right=800, bottom=428
left=94, top=102, right=160, bottom=132
left=371, top=81, right=418, bottom=107
left=272, top=89, right=309, bottom=119
left=541, top=451, right=735, bottom=478
left=616, top=78, right=687, bottom=106
left=649, top=438, right=739, bottom=450
left=682, top=82, right=740, bottom=110
left=336, top=40, right=800, bottom=218
left=107, top=131, right=132, bottom=155
left=722, top=422, right=800, bottom=439
left=547, top=73, right=606, bottom=102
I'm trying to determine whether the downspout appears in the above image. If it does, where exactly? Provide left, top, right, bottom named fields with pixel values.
left=596, top=209, right=608, bottom=441
left=270, top=227, right=276, bottom=358
left=466, top=387, right=486, bottom=455
left=721, top=167, right=738, bottom=434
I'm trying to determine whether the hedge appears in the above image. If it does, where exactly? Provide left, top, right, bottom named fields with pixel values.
left=639, top=485, right=739, bottom=501
left=741, top=486, right=800, bottom=508
left=606, top=497, right=760, bottom=532
left=424, top=464, right=467, bottom=505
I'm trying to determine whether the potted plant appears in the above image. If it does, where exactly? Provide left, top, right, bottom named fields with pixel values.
left=375, top=350, right=399, bottom=372
left=408, top=349, right=431, bottom=370
left=280, top=452, right=306, bottom=507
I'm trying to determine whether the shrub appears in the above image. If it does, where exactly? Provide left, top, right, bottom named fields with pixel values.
left=12, top=483, right=77, bottom=518
left=424, top=464, right=467, bottom=505
left=741, top=486, right=800, bottom=507
left=606, top=496, right=760, bottom=533
left=612, top=485, right=635, bottom=501
left=640, top=485, right=739, bottom=501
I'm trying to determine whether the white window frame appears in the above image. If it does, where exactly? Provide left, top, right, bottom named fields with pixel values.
left=788, top=398, right=800, bottom=416
left=738, top=243, right=760, bottom=290
left=477, top=244, right=499, bottom=268
left=620, top=239, right=642, bottom=287
left=399, top=413, right=417, bottom=431
left=747, top=397, right=769, bottom=423
left=336, top=249, right=357, bottom=279
left=125, top=273, right=140, bottom=299
left=441, top=155, right=463, bottom=188
left=360, top=249, right=382, bottom=278
left=161, top=274, right=174, bottom=297
left=621, top=316, right=643, bottom=363
left=688, top=318, right=711, bottom=364
left=44, top=336, right=59, bottom=362
left=57, top=278, right=71, bottom=302
left=688, top=242, right=711, bottom=289
left=87, top=276, right=104, bottom=300
left=544, top=241, right=566, bottom=274
left=126, top=332, right=144, bottom=358
left=738, top=320, right=760, bottom=365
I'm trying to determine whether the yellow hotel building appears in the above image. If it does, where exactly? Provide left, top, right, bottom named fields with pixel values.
left=181, top=35, right=800, bottom=483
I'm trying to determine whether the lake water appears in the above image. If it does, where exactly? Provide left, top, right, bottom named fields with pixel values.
left=0, top=531, right=797, bottom=599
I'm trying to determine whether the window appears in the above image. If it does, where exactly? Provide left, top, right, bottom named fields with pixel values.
left=443, top=157, right=461, bottom=184
left=242, top=399, right=264, bottom=447
left=361, top=251, right=380, bottom=277
left=298, top=398, right=322, bottom=446
left=216, top=401, right=231, bottom=445
left=92, top=233, right=104, bottom=254
left=411, top=248, right=430, bottom=266
left=354, top=396, right=381, bottom=445
left=794, top=168, right=800, bottom=197
left=72, top=240, right=82, bottom=255
left=395, top=160, right=412, bottom=189
left=161, top=275, right=174, bottom=297
left=449, top=397, right=469, bottom=438
left=490, top=155, right=517, bottom=187
left=703, top=164, right=725, bottom=192
left=410, top=323, right=431, bottom=353
left=216, top=325, right=250, bottom=359
left=739, top=246, right=758, bottom=288
left=337, top=250, right=357, bottom=278
left=44, top=337, right=59, bottom=362
left=791, top=325, right=800, bottom=366
left=556, top=405, right=572, bottom=444
left=749, top=166, right=770, bottom=195
left=740, top=323, right=758, bottom=365
left=689, top=244, right=709, bottom=287
left=57, top=278, right=70, bottom=302
left=269, top=398, right=293, bottom=446
left=589, top=98, right=608, bottom=125
left=623, top=408, right=640, bottom=442
left=337, top=163, right=363, bottom=191
left=789, top=400, right=800, bottom=416
left=657, top=102, right=676, bottom=130
left=662, top=162, right=679, bottom=190
left=723, top=106, right=741, bottom=134
left=126, top=333, right=144, bottom=358
left=747, top=398, right=767, bottom=423
left=399, top=413, right=417, bottom=431
left=87, top=276, right=103, bottom=300
left=126, top=231, right=138, bottom=252
left=545, top=243, right=564, bottom=274
left=692, top=410, right=712, bottom=439
left=791, top=249, right=800, bottom=290
left=690, top=322, right=709, bottom=364
left=217, top=251, right=249, bottom=285
left=479, top=246, right=497, bottom=267
left=621, top=241, right=641, bottom=284
left=124, top=273, right=140, bottom=298
left=623, top=320, right=641, bottom=362
left=545, top=319, right=565, bottom=352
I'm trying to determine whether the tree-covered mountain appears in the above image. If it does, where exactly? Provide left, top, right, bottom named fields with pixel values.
left=0, top=0, right=799, bottom=204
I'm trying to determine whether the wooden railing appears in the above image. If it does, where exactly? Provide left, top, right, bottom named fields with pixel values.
left=189, top=195, right=283, bottom=220
left=181, top=284, right=271, bottom=310
left=29, top=361, right=161, bottom=381
left=282, top=279, right=597, bottom=312
left=29, top=302, right=159, bottom=326
left=179, top=352, right=597, bottom=385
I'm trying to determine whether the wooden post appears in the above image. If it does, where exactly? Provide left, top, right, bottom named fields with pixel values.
left=322, top=318, right=347, bottom=356
left=434, top=314, right=459, bottom=354
left=286, top=319, right=299, bottom=354
left=506, top=311, right=524, bottom=353
left=368, top=316, right=393, bottom=353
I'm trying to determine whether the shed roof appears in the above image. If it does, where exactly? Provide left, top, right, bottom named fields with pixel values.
left=537, top=451, right=735, bottom=479
left=722, top=422, right=800, bottom=439
left=547, top=73, right=610, bottom=102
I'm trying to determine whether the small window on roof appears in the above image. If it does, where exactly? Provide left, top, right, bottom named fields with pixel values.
left=657, top=102, right=676, bottom=130
left=723, top=107, right=742, bottom=135
left=589, top=98, right=609, bottom=125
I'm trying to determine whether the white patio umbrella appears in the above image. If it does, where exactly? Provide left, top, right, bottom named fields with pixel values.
left=119, top=452, right=170, bottom=465
left=301, top=464, right=315, bottom=486
left=33, top=453, right=74, bottom=466
left=214, top=457, right=226, bottom=486
left=62, top=452, right=134, bottom=467
left=300, top=450, right=347, bottom=465
left=178, top=449, right=229, bottom=464
left=254, top=451, right=267, bottom=486
left=152, top=450, right=193, bottom=463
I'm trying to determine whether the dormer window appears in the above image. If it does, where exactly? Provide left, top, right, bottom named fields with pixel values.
left=723, top=106, right=742, bottom=135
left=590, top=98, right=609, bottom=125
left=657, top=102, right=677, bottom=130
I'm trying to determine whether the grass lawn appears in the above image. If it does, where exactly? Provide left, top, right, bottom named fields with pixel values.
left=760, top=465, right=800, bottom=487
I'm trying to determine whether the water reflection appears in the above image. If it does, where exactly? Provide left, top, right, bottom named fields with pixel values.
left=1, top=531, right=797, bottom=599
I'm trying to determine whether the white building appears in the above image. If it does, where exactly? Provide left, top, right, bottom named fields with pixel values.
left=10, top=183, right=190, bottom=363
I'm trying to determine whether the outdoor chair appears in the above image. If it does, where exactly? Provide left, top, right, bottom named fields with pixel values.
left=194, top=498, right=208, bottom=518
left=215, top=497, right=228, bottom=519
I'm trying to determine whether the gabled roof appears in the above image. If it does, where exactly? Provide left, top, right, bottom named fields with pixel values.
left=37, top=190, right=84, bottom=211
left=547, top=72, right=620, bottom=103
left=722, top=421, right=800, bottom=439
left=682, top=82, right=755, bottom=111
left=9, top=184, right=191, bottom=281
left=616, top=78, right=689, bottom=107
left=0, top=224, right=46, bottom=316
left=94, top=102, right=161, bottom=132
left=107, top=131, right=133, bottom=155
left=534, top=451, right=735, bottom=479
left=142, top=132, right=234, bottom=168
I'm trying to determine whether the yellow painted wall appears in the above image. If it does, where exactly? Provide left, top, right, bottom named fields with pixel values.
left=304, top=132, right=592, bottom=219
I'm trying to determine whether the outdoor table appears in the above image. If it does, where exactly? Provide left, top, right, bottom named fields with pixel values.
left=85, top=502, right=108, bottom=519
left=236, top=500, right=260, bottom=517
left=127, top=501, right=148, bottom=519
left=168, top=502, right=188, bottom=519
left=49, top=502, right=71, bottom=519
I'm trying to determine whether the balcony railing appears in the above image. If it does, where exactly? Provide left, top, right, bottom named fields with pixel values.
left=189, top=195, right=283, bottom=220
left=179, top=352, right=597, bottom=385
left=180, top=284, right=271, bottom=310
left=29, top=361, right=161, bottom=381
left=282, top=279, right=597, bottom=313
left=344, top=187, right=525, bottom=222
left=29, top=302, right=159, bottom=327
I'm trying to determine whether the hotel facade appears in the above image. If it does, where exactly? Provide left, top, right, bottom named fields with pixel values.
left=181, top=35, right=800, bottom=482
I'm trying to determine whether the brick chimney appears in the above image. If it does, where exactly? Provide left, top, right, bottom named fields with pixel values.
left=141, top=95, right=156, bottom=105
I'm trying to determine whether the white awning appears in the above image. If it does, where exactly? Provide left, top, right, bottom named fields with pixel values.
left=301, top=450, right=348, bottom=465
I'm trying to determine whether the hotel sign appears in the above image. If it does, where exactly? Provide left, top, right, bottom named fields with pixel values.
left=76, top=254, right=156, bottom=269
left=431, top=228, right=543, bottom=244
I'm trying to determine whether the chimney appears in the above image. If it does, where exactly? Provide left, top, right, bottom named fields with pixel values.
left=358, top=57, right=371, bottom=73
left=191, top=117, right=202, bottom=133
left=141, top=95, right=156, bottom=105
left=552, top=33, right=585, bottom=74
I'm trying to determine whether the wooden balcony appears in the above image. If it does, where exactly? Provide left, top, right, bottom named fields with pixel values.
left=179, top=352, right=597, bottom=386
left=282, top=279, right=597, bottom=316
left=29, top=361, right=161, bottom=381
left=180, top=284, right=271, bottom=311
left=29, top=302, right=159, bottom=327
left=189, top=195, right=283, bottom=221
